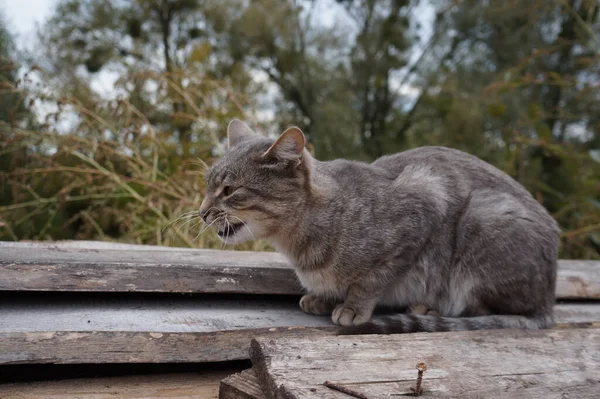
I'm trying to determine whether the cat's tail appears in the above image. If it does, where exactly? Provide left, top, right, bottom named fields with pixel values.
left=337, top=313, right=553, bottom=335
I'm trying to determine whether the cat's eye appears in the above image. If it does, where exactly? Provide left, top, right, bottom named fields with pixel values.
left=222, top=186, right=234, bottom=196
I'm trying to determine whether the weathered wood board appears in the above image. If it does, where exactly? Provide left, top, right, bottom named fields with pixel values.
left=250, top=328, right=600, bottom=399
left=556, top=259, right=600, bottom=299
left=0, top=370, right=233, bottom=399
left=0, top=295, right=334, bottom=333
left=1, top=241, right=599, bottom=299
left=0, top=296, right=334, bottom=364
left=220, top=369, right=265, bottom=399
left=0, top=328, right=332, bottom=365
left=0, top=293, right=598, bottom=365
left=0, top=241, right=301, bottom=295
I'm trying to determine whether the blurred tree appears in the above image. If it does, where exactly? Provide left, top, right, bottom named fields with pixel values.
left=0, top=13, right=36, bottom=240
left=0, top=0, right=264, bottom=245
left=340, top=0, right=412, bottom=158
left=0, top=12, right=31, bottom=127
left=223, top=0, right=417, bottom=159
left=222, top=0, right=357, bottom=157
left=408, top=0, right=600, bottom=258
left=39, top=0, right=258, bottom=158
left=2, top=0, right=599, bottom=258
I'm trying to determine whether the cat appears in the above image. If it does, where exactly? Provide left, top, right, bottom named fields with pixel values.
left=199, top=119, right=560, bottom=334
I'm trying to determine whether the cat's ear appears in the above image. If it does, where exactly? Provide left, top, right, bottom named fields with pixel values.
left=262, top=127, right=306, bottom=162
left=227, top=119, right=257, bottom=148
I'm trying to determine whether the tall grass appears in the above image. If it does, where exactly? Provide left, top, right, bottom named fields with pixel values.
left=1, top=69, right=599, bottom=259
left=0, top=69, right=272, bottom=251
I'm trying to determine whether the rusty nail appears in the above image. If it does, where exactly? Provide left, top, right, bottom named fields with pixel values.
left=412, top=362, right=427, bottom=396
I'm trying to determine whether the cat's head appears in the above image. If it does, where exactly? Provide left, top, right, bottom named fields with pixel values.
left=199, top=119, right=312, bottom=244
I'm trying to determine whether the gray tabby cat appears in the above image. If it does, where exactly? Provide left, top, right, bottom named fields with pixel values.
left=199, top=119, right=560, bottom=334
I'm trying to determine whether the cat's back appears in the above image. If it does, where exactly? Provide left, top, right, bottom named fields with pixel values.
left=373, top=146, right=528, bottom=197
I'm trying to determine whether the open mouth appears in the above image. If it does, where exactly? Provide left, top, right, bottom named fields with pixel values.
left=217, top=222, right=244, bottom=238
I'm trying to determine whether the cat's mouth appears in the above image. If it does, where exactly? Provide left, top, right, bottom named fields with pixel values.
left=217, top=222, right=244, bottom=238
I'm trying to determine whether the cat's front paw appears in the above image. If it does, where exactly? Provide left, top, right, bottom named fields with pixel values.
left=332, top=303, right=372, bottom=327
left=299, top=294, right=335, bottom=315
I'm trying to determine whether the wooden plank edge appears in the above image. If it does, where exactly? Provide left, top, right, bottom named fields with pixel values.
left=554, top=321, right=600, bottom=329
left=0, top=370, right=234, bottom=398
left=0, top=254, right=597, bottom=299
left=0, top=322, right=597, bottom=367
left=250, top=339, right=296, bottom=399
left=220, top=369, right=266, bottom=399
left=0, top=327, right=335, bottom=366
left=248, top=323, right=600, bottom=399
left=249, top=328, right=600, bottom=399
left=0, top=262, right=303, bottom=295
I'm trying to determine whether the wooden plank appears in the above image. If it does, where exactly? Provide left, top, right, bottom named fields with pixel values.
left=220, top=369, right=265, bottom=399
left=0, top=294, right=597, bottom=365
left=0, top=295, right=598, bottom=335
left=0, top=296, right=334, bottom=365
left=250, top=328, right=600, bottom=399
left=0, top=328, right=332, bottom=365
left=0, top=296, right=334, bottom=333
left=556, top=260, right=600, bottom=299
left=1, top=241, right=598, bottom=299
left=0, top=241, right=301, bottom=295
left=0, top=370, right=233, bottom=399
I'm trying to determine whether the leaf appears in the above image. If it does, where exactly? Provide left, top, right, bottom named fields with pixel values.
left=587, top=198, right=600, bottom=209
left=534, top=122, right=552, bottom=140
left=527, top=103, right=542, bottom=120
left=189, top=42, right=212, bottom=63
left=84, top=46, right=113, bottom=73
left=487, top=103, right=506, bottom=118
left=548, top=71, right=562, bottom=82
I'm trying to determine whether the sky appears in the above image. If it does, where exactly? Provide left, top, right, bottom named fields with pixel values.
left=1, top=0, right=432, bottom=123
left=1, top=0, right=56, bottom=50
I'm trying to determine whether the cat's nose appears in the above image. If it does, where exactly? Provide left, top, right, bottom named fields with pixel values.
left=199, top=198, right=212, bottom=223
left=200, top=207, right=214, bottom=223
left=200, top=209, right=210, bottom=223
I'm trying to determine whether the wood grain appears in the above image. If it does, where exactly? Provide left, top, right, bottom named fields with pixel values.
left=0, top=241, right=300, bottom=295
left=555, top=260, right=600, bottom=299
left=0, top=296, right=333, bottom=333
left=1, top=241, right=598, bottom=299
left=0, top=328, right=333, bottom=365
left=0, top=296, right=334, bottom=365
left=0, top=371, right=233, bottom=399
left=220, top=369, right=265, bottom=399
left=250, top=328, right=600, bottom=399
left=0, top=295, right=597, bottom=365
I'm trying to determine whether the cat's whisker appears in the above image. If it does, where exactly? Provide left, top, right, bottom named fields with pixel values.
left=163, top=215, right=194, bottom=233
left=191, top=158, right=210, bottom=174
left=162, top=211, right=199, bottom=232
left=221, top=217, right=232, bottom=249
left=174, top=216, right=201, bottom=236
left=170, top=212, right=201, bottom=232
left=187, top=218, right=205, bottom=233
left=194, top=216, right=222, bottom=243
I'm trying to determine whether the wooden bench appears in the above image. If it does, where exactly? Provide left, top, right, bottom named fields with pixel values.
left=0, top=241, right=598, bottom=398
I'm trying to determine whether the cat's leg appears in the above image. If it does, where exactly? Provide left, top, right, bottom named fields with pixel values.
left=299, top=293, right=337, bottom=315
left=331, top=285, right=380, bottom=326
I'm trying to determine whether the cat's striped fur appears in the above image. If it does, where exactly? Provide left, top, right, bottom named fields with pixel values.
left=200, top=120, right=560, bottom=334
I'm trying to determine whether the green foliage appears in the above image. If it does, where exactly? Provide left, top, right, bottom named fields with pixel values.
left=0, top=13, right=31, bottom=127
left=0, top=86, right=271, bottom=251
left=0, top=0, right=599, bottom=259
